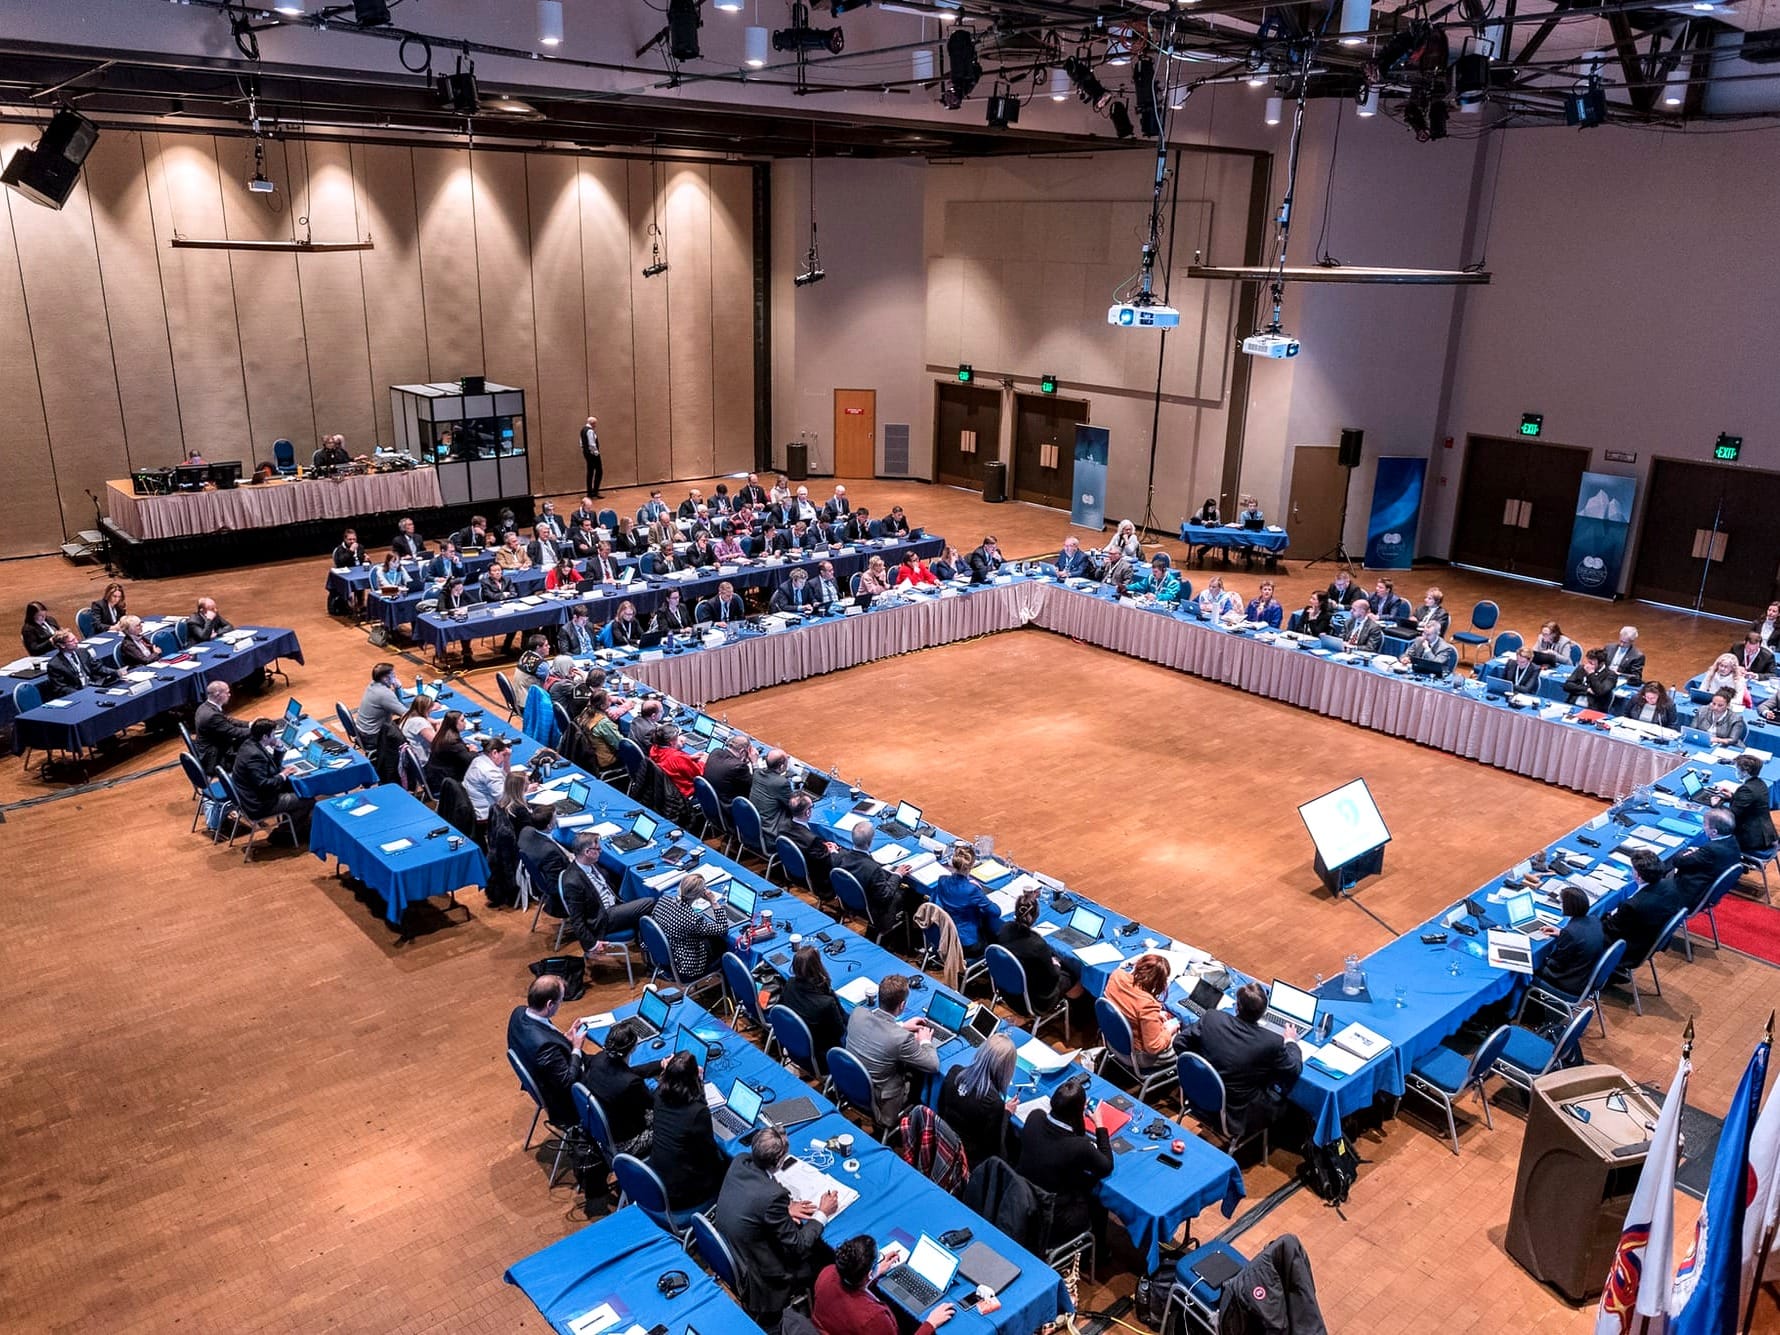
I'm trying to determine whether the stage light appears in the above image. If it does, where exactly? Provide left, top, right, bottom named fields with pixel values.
left=794, top=265, right=826, bottom=287
left=537, top=0, right=563, bottom=46
left=1453, top=51, right=1489, bottom=108
left=913, top=48, right=935, bottom=82
left=1246, top=71, right=1266, bottom=87
left=1264, top=95, right=1283, bottom=125
left=1049, top=66, right=1070, bottom=101
left=715, top=0, right=743, bottom=10
left=1133, top=56, right=1161, bottom=136
left=1564, top=78, right=1606, bottom=127
left=942, top=28, right=981, bottom=110
left=1108, top=101, right=1134, bottom=138
left=1064, top=56, right=1112, bottom=111
left=986, top=83, right=1020, bottom=127
left=1663, top=64, right=1687, bottom=106
left=668, top=0, right=703, bottom=60
left=353, top=0, right=391, bottom=25
left=436, top=60, right=480, bottom=114
left=1356, top=85, right=1379, bottom=117
left=745, top=25, right=769, bottom=65
left=1338, top=0, right=1370, bottom=46
left=273, top=1, right=305, bottom=15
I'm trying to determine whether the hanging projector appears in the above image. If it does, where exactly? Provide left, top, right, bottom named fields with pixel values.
left=1240, top=330, right=1301, bottom=358
left=1107, top=301, right=1180, bottom=328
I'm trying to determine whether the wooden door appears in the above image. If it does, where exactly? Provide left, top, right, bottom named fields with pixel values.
left=1450, top=435, right=1530, bottom=575
left=1510, top=440, right=1592, bottom=583
left=1703, top=465, right=1780, bottom=617
left=833, top=389, right=876, bottom=478
left=1011, top=393, right=1087, bottom=510
left=1285, top=446, right=1347, bottom=562
left=933, top=382, right=999, bottom=490
left=1631, top=457, right=1780, bottom=616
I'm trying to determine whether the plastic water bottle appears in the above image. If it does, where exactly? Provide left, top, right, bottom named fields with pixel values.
left=1341, top=954, right=1364, bottom=996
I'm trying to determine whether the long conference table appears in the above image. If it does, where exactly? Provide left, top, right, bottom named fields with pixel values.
left=106, top=469, right=447, bottom=542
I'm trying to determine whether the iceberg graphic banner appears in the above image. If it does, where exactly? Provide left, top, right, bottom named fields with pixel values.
left=1363, top=456, right=1425, bottom=570
left=1563, top=471, right=1637, bottom=598
left=1071, top=426, right=1110, bottom=532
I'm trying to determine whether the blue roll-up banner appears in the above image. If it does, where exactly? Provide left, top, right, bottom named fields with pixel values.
left=1071, top=425, right=1109, bottom=532
left=1562, top=472, right=1638, bottom=598
left=1363, top=456, right=1426, bottom=570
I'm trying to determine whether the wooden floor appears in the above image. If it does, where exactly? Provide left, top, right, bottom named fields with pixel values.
left=2, top=475, right=1777, bottom=1333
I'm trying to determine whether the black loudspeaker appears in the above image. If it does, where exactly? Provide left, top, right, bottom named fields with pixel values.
left=460, top=375, right=486, bottom=395
left=1, top=109, right=99, bottom=211
left=1338, top=427, right=1364, bottom=468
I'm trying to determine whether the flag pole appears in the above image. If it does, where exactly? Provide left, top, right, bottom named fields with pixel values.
left=1739, top=1013, right=1778, bottom=1335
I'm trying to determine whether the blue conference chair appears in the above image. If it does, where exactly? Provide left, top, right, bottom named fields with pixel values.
left=691, top=776, right=735, bottom=856
left=639, top=915, right=723, bottom=1000
left=217, top=767, right=294, bottom=862
left=1178, top=1050, right=1268, bottom=1163
left=729, top=797, right=779, bottom=880
left=152, top=626, right=182, bottom=657
left=1619, top=907, right=1694, bottom=1015
left=829, top=866, right=880, bottom=937
left=689, top=1213, right=745, bottom=1298
left=1520, top=936, right=1625, bottom=1037
left=1403, top=1025, right=1511, bottom=1155
left=573, top=1082, right=617, bottom=1162
left=508, top=1047, right=582, bottom=1185
left=613, top=1152, right=706, bottom=1241
left=495, top=671, right=520, bottom=721
left=597, top=508, right=619, bottom=532
left=722, top=951, right=766, bottom=1035
left=774, top=833, right=814, bottom=897
left=1451, top=600, right=1499, bottom=663
left=177, top=751, right=227, bottom=841
left=1684, top=860, right=1748, bottom=954
left=1094, top=997, right=1178, bottom=1104
left=1493, top=1005, right=1593, bottom=1094
left=333, top=702, right=364, bottom=749
left=1491, top=630, right=1524, bottom=659
left=617, top=737, right=648, bottom=790
left=272, top=438, right=297, bottom=475
left=985, top=943, right=1068, bottom=1041
left=75, top=608, right=97, bottom=638
left=1162, top=1240, right=1251, bottom=1334
left=825, top=1046, right=890, bottom=1137
left=766, top=1003, right=821, bottom=1076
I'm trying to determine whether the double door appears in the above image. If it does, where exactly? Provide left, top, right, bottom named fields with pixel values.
left=1011, top=394, right=1088, bottom=510
left=933, top=383, right=1001, bottom=491
left=1628, top=457, right=1780, bottom=617
left=1449, top=434, right=1592, bottom=583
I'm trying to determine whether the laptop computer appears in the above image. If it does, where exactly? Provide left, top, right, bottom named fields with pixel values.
left=1409, top=656, right=1449, bottom=677
left=923, top=991, right=971, bottom=1044
left=554, top=777, right=592, bottom=817
left=880, top=800, right=923, bottom=839
left=1182, top=977, right=1227, bottom=1018
left=283, top=698, right=303, bottom=725
left=692, top=713, right=716, bottom=738
left=1050, top=905, right=1107, bottom=950
left=800, top=770, right=830, bottom=800
left=957, top=1241, right=1021, bottom=1295
left=607, top=811, right=661, bottom=854
left=877, top=1235, right=960, bottom=1313
left=712, top=1079, right=764, bottom=1139
left=1317, top=633, right=1348, bottom=654
left=1678, top=768, right=1709, bottom=802
left=1500, top=889, right=1539, bottom=930
left=1258, top=978, right=1318, bottom=1037
left=727, top=881, right=757, bottom=920
left=758, top=1093, right=822, bottom=1130
left=611, top=986, right=673, bottom=1043
left=1688, top=687, right=1717, bottom=707
left=1679, top=726, right=1712, bottom=750
left=285, top=739, right=325, bottom=775
left=674, top=1025, right=713, bottom=1065
left=280, top=719, right=304, bottom=751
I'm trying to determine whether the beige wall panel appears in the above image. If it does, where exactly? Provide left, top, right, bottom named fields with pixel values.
left=0, top=182, right=64, bottom=554
left=353, top=144, right=428, bottom=448
left=82, top=130, right=181, bottom=471
left=956, top=259, right=1004, bottom=372
left=664, top=163, right=714, bottom=480
left=217, top=136, right=315, bottom=458
left=626, top=159, right=673, bottom=485
left=468, top=151, right=540, bottom=489
left=411, top=146, right=483, bottom=379
left=708, top=163, right=753, bottom=475
left=294, top=139, right=375, bottom=448
left=7, top=150, right=129, bottom=535
left=525, top=153, right=588, bottom=499
left=578, top=159, right=639, bottom=488
left=141, top=134, right=251, bottom=462
left=924, top=257, right=964, bottom=369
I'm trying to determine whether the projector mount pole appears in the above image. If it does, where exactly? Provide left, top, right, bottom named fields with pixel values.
left=1134, top=68, right=1179, bottom=544
left=1263, top=76, right=1311, bottom=339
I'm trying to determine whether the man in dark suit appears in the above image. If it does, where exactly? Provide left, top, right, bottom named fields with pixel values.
left=760, top=523, right=792, bottom=555
left=525, top=523, right=562, bottom=571
left=560, top=832, right=655, bottom=954
left=228, top=718, right=314, bottom=838
left=704, top=732, right=757, bottom=809
left=1726, top=753, right=1778, bottom=853
left=747, top=749, right=795, bottom=839
left=452, top=515, right=492, bottom=551
left=194, top=680, right=251, bottom=775
left=44, top=629, right=120, bottom=696
left=580, top=417, right=602, bottom=497
left=1179, top=981, right=1303, bottom=1139
left=391, top=518, right=425, bottom=560
left=1602, top=848, right=1684, bottom=964
left=967, top=536, right=1002, bottom=586
left=1562, top=650, right=1618, bottom=712
left=1341, top=598, right=1383, bottom=652
left=737, top=472, right=770, bottom=509
left=698, top=581, right=747, bottom=625
left=518, top=821, right=571, bottom=906
left=770, top=570, right=819, bottom=614
left=1324, top=570, right=1360, bottom=608
left=184, top=597, right=235, bottom=644
left=332, top=528, right=366, bottom=568
left=840, top=509, right=874, bottom=543
left=506, top=973, right=593, bottom=1128
left=780, top=793, right=837, bottom=895
left=1734, top=629, right=1776, bottom=676
left=1604, top=626, right=1645, bottom=684
left=820, top=485, right=851, bottom=522
left=425, top=541, right=465, bottom=584
left=636, top=490, right=670, bottom=525
left=811, top=561, right=843, bottom=609
left=1535, top=885, right=1606, bottom=997
left=832, top=821, right=913, bottom=933
left=1665, top=809, right=1743, bottom=910
left=713, top=1126, right=835, bottom=1317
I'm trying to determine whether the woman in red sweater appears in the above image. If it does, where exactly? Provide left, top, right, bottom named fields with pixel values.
left=814, top=1235, right=955, bottom=1335
left=649, top=722, right=706, bottom=798
left=894, top=550, right=939, bottom=588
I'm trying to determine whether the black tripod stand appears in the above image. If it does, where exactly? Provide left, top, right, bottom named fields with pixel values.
left=1304, top=462, right=1357, bottom=570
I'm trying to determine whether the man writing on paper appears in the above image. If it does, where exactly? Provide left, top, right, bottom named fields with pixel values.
left=714, top=1124, right=836, bottom=1319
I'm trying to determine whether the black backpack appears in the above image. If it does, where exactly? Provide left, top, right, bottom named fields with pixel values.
left=1296, top=1135, right=1362, bottom=1213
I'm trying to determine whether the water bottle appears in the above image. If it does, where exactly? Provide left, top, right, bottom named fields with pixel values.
left=1341, top=953, right=1364, bottom=996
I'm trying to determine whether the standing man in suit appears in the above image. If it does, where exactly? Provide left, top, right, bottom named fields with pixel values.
left=45, top=628, right=119, bottom=696
left=1735, top=628, right=1776, bottom=676
left=1179, top=981, right=1302, bottom=1140
left=1605, top=626, right=1645, bottom=684
left=194, top=680, right=251, bottom=775
left=506, top=973, right=593, bottom=1129
left=1535, top=885, right=1606, bottom=997
left=1724, top=753, right=1778, bottom=853
left=704, top=732, right=757, bottom=810
left=747, top=749, right=795, bottom=839
left=713, top=1126, right=836, bottom=1318
left=1602, top=848, right=1684, bottom=963
left=843, top=974, right=938, bottom=1125
left=391, top=518, right=425, bottom=560
left=1341, top=598, right=1383, bottom=652
left=580, top=416, right=602, bottom=498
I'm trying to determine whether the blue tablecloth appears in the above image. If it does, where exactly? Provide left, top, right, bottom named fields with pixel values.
left=1180, top=522, right=1290, bottom=556
left=286, top=722, right=378, bottom=799
left=308, top=784, right=488, bottom=924
left=367, top=566, right=546, bottom=631
left=506, top=1208, right=766, bottom=1335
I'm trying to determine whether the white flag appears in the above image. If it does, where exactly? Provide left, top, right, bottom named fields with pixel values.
left=1596, top=1055, right=1688, bottom=1335
left=1745, top=1078, right=1780, bottom=1295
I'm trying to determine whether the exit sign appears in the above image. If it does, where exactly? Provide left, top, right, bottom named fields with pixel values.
left=1520, top=412, right=1543, bottom=438
left=1715, top=432, right=1743, bottom=462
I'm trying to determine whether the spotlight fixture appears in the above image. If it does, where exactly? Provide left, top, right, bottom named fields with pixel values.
left=1133, top=55, right=1160, bottom=136
left=1064, top=56, right=1112, bottom=111
left=273, top=0, right=305, bottom=14
left=1356, top=84, right=1379, bottom=117
left=941, top=28, right=981, bottom=110
left=1049, top=66, right=1070, bottom=101
left=1564, top=78, right=1606, bottom=127
left=986, top=82, right=1020, bottom=128
left=435, top=57, right=480, bottom=114
left=714, top=0, right=743, bottom=9
left=246, top=94, right=274, bottom=193
left=537, top=0, right=563, bottom=45
left=667, top=0, right=703, bottom=60
left=1338, top=0, right=1370, bottom=46
left=794, top=266, right=826, bottom=287
left=1662, top=64, right=1687, bottom=107
left=642, top=145, right=669, bottom=277
left=1264, top=94, right=1283, bottom=125
left=773, top=3, right=845, bottom=53
left=1108, top=101, right=1134, bottom=138
left=1453, top=51, right=1489, bottom=108
left=353, top=0, right=392, bottom=25
left=795, top=144, right=825, bottom=288
left=642, top=257, right=669, bottom=278
left=745, top=25, right=769, bottom=66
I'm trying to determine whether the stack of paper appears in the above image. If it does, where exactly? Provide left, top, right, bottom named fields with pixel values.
left=1303, top=1040, right=1368, bottom=1078
left=836, top=976, right=878, bottom=1006
left=1016, top=1035, right=1073, bottom=1072
left=775, top=1159, right=858, bottom=1222
left=1076, top=942, right=1125, bottom=966
left=970, top=859, right=1012, bottom=883
left=1330, top=1022, right=1390, bottom=1061
left=871, top=842, right=910, bottom=865
left=832, top=812, right=873, bottom=836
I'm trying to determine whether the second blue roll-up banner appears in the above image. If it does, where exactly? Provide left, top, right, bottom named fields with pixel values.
left=1561, top=472, right=1638, bottom=599
left=1071, top=425, right=1110, bottom=532
left=1363, top=456, right=1427, bottom=570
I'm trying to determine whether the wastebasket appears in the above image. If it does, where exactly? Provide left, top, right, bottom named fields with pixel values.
left=786, top=442, right=809, bottom=482
left=982, top=460, right=1007, bottom=503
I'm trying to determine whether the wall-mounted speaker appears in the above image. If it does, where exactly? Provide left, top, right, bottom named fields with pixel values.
left=1338, top=427, right=1364, bottom=469
left=1, top=109, right=99, bottom=211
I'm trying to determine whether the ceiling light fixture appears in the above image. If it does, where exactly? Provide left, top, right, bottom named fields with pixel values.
left=941, top=28, right=981, bottom=109
left=1064, top=55, right=1113, bottom=111
left=1264, top=94, right=1283, bottom=125
left=745, top=25, right=769, bottom=65
left=537, top=0, right=563, bottom=46
left=1338, top=0, right=1370, bottom=46
left=1049, top=66, right=1070, bottom=101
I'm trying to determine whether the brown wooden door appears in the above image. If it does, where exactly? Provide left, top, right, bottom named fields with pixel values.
left=1285, top=446, right=1347, bottom=561
left=833, top=389, right=875, bottom=478
left=933, top=383, right=999, bottom=490
left=1510, top=441, right=1592, bottom=583
left=1011, top=393, right=1087, bottom=510
left=1449, top=434, right=1591, bottom=581
left=1630, top=457, right=1780, bottom=617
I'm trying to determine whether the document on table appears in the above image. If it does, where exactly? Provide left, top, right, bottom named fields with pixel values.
left=379, top=838, right=413, bottom=854
left=909, top=862, right=943, bottom=888
left=1303, top=1040, right=1368, bottom=1078
left=169, top=658, right=203, bottom=671
left=970, top=859, right=1012, bottom=883
left=1014, top=1095, right=1054, bottom=1123
left=645, top=864, right=728, bottom=893
left=871, top=842, right=910, bottom=865
left=1330, top=1022, right=1391, bottom=1061
left=832, top=812, right=872, bottom=835
left=1075, top=942, right=1126, bottom=966
left=590, top=821, right=623, bottom=838
left=775, top=1158, right=858, bottom=1222
left=1033, top=922, right=1060, bottom=937
left=836, top=976, right=878, bottom=1006
left=566, top=1302, right=622, bottom=1335
left=41, top=698, right=73, bottom=709
left=557, top=813, right=597, bottom=829
left=348, top=803, right=378, bottom=817
left=1015, top=1034, right=1073, bottom=1072
left=1002, top=873, right=1042, bottom=900
left=988, top=887, right=1022, bottom=914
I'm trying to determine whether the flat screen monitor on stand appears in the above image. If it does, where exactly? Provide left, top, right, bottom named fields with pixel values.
left=1298, top=777, right=1391, bottom=897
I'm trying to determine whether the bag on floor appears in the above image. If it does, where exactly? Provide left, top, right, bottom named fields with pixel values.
left=529, top=956, right=587, bottom=1001
left=366, top=624, right=389, bottom=647
left=1134, top=1256, right=1179, bottom=1328
left=1296, top=1135, right=1360, bottom=1210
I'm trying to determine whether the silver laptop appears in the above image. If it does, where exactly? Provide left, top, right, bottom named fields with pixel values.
left=1258, top=978, right=1318, bottom=1037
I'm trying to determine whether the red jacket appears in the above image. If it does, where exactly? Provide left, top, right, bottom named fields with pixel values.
left=813, top=1266, right=938, bottom=1335
left=650, top=743, right=705, bottom=797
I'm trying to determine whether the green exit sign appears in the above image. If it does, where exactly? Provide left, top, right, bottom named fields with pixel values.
left=1040, top=373, right=1058, bottom=395
left=1715, top=432, right=1743, bottom=461
left=957, top=364, right=973, bottom=384
left=1520, top=412, right=1543, bottom=437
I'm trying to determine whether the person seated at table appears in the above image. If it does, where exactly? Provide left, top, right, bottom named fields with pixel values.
left=1413, top=587, right=1450, bottom=638
left=1244, top=580, right=1284, bottom=628
left=506, top=973, right=594, bottom=1131
left=995, top=889, right=1085, bottom=1016
left=88, top=582, right=128, bottom=631
left=1618, top=679, right=1678, bottom=727
left=518, top=817, right=571, bottom=908
left=845, top=973, right=938, bottom=1125
left=1733, top=628, right=1776, bottom=677
left=1238, top=496, right=1266, bottom=529
left=536, top=500, right=567, bottom=541
left=487, top=770, right=551, bottom=909
left=1700, top=653, right=1753, bottom=707
left=184, top=597, right=234, bottom=644
left=21, top=601, right=62, bottom=656
left=820, top=484, right=851, bottom=522
left=562, top=831, right=656, bottom=955
left=425, top=540, right=465, bottom=586
left=1101, top=548, right=1136, bottom=592
left=882, top=504, right=912, bottom=538
left=567, top=518, right=600, bottom=561
left=116, top=615, right=161, bottom=667
left=758, top=521, right=790, bottom=556
left=424, top=709, right=475, bottom=791
left=1126, top=553, right=1182, bottom=602
left=397, top=695, right=436, bottom=774
left=495, top=507, right=521, bottom=540
left=1402, top=622, right=1455, bottom=676
left=967, top=537, right=1002, bottom=586
left=570, top=691, right=624, bottom=773
left=391, top=517, right=425, bottom=560
left=1192, top=498, right=1220, bottom=526
left=652, top=541, right=689, bottom=576
left=1531, top=620, right=1576, bottom=667
left=713, top=526, right=747, bottom=562
left=1104, top=953, right=1184, bottom=1067
left=704, top=730, right=757, bottom=809
left=1533, top=884, right=1605, bottom=997
left=650, top=724, right=706, bottom=799
left=673, top=487, right=706, bottom=521
left=1722, top=753, right=1779, bottom=853
left=1196, top=574, right=1240, bottom=621
left=1177, top=982, right=1303, bottom=1141
left=831, top=821, right=914, bottom=939
left=738, top=472, right=770, bottom=509
left=194, top=680, right=251, bottom=775
left=450, top=514, right=492, bottom=552
left=857, top=555, right=894, bottom=598
left=932, top=545, right=964, bottom=582
left=771, top=568, right=820, bottom=614
left=494, top=530, right=532, bottom=571
left=229, top=718, right=315, bottom=839
left=637, top=489, right=670, bottom=525
left=840, top=508, right=874, bottom=543
left=313, top=435, right=352, bottom=469
left=646, top=513, right=680, bottom=550
left=789, top=486, right=820, bottom=524
left=1371, top=577, right=1410, bottom=622
left=1294, top=591, right=1333, bottom=638
left=648, top=1049, right=728, bottom=1211
left=354, top=661, right=406, bottom=758
left=328, top=527, right=367, bottom=571
left=44, top=628, right=119, bottom=696
left=781, top=791, right=838, bottom=894
left=567, top=495, right=599, bottom=530
left=1562, top=649, right=1618, bottom=711
left=1695, top=688, right=1748, bottom=745
left=1340, top=599, right=1382, bottom=652
left=525, top=522, right=562, bottom=573
left=535, top=552, right=572, bottom=592
left=516, top=634, right=555, bottom=696
left=778, top=945, right=849, bottom=1062
left=600, top=600, right=643, bottom=648
left=370, top=550, right=408, bottom=596
left=714, top=1123, right=835, bottom=1319
left=893, top=549, right=939, bottom=589
left=628, top=697, right=665, bottom=753
left=464, top=734, right=513, bottom=821
left=936, top=1033, right=1018, bottom=1168
left=1055, top=535, right=1091, bottom=578
left=1666, top=808, right=1741, bottom=908
left=1324, top=567, right=1360, bottom=609
left=580, top=1021, right=654, bottom=1158
left=791, top=520, right=825, bottom=552
left=1601, top=848, right=1684, bottom=967
left=1018, top=1074, right=1113, bottom=1252
left=685, top=531, right=720, bottom=569
left=651, top=873, right=731, bottom=982
left=932, top=844, right=998, bottom=956
left=770, top=474, right=794, bottom=507
left=576, top=539, right=620, bottom=585
left=1604, top=626, right=1645, bottom=684
left=1506, top=644, right=1543, bottom=694
left=546, top=656, right=593, bottom=716
left=815, top=1234, right=956, bottom=1335
left=1104, top=519, right=1143, bottom=562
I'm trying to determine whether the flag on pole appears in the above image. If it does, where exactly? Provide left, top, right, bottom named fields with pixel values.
left=1672, top=1036, right=1768, bottom=1335
left=1597, top=1054, right=1689, bottom=1335
left=1743, top=1050, right=1780, bottom=1325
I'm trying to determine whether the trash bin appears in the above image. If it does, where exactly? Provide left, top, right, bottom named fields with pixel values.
left=981, top=460, right=1007, bottom=503
left=786, top=442, right=809, bottom=482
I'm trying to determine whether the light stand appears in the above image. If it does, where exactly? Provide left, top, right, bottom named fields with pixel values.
left=1304, top=462, right=1356, bottom=569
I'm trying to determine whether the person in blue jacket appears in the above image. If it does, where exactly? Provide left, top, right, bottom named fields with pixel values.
left=932, top=845, right=999, bottom=956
